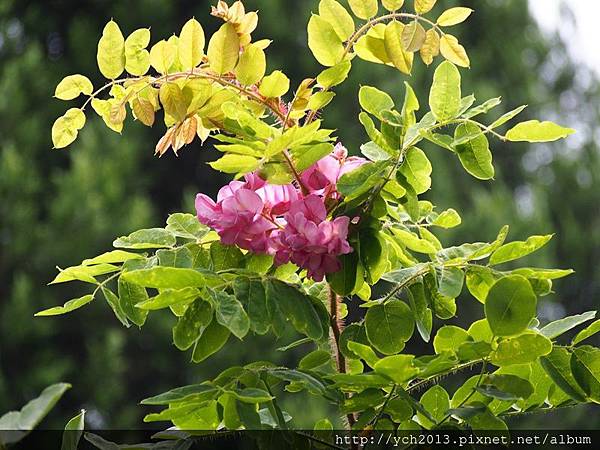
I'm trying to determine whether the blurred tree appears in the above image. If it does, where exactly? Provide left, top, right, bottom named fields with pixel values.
left=0, top=0, right=597, bottom=429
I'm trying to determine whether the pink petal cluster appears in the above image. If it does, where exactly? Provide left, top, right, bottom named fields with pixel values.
left=195, top=144, right=366, bottom=280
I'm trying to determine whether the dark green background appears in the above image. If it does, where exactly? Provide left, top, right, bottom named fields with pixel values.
left=1, top=0, right=598, bottom=430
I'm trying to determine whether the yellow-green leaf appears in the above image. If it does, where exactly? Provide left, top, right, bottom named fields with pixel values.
left=319, top=0, right=355, bottom=41
left=97, top=20, right=125, bottom=79
left=150, top=39, right=176, bottom=74
left=437, top=7, right=474, bottom=27
left=259, top=70, right=290, bottom=98
left=91, top=98, right=123, bottom=133
left=348, top=0, right=378, bottom=19
left=54, top=75, right=93, bottom=100
left=506, top=120, right=575, bottom=143
left=317, top=60, right=352, bottom=88
left=414, top=0, right=437, bottom=14
left=383, top=21, right=413, bottom=74
left=209, top=154, right=260, bottom=174
left=52, top=108, right=86, bottom=149
left=125, top=28, right=151, bottom=76
left=429, top=60, right=461, bottom=121
left=35, top=295, right=94, bottom=317
left=179, top=18, right=205, bottom=70
left=207, top=23, right=240, bottom=75
left=383, top=0, right=405, bottom=11
left=401, top=21, right=426, bottom=52
left=440, top=34, right=470, bottom=68
left=308, top=14, right=345, bottom=67
left=159, top=83, right=188, bottom=123
left=420, top=28, right=440, bottom=66
left=132, top=97, right=155, bottom=126
left=235, top=43, right=266, bottom=86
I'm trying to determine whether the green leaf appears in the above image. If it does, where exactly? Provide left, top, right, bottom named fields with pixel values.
left=392, top=229, right=437, bottom=254
left=299, top=349, right=333, bottom=370
left=141, top=383, right=216, bottom=405
left=265, top=279, right=324, bottom=340
left=453, top=122, right=494, bottom=180
left=101, top=287, right=129, bottom=327
left=178, top=18, right=205, bottom=70
left=207, top=23, right=240, bottom=75
left=433, top=325, right=470, bottom=355
left=61, top=410, right=85, bottom=450
left=208, top=289, right=250, bottom=340
left=381, top=263, right=428, bottom=284
left=435, top=266, right=464, bottom=298
left=319, top=0, right=355, bottom=41
left=226, top=388, right=273, bottom=404
left=485, top=275, right=537, bottom=337
left=431, top=208, right=461, bottom=228
left=429, top=61, right=461, bottom=121
left=491, top=332, right=552, bottom=366
left=348, top=0, right=378, bottom=19
left=210, top=242, right=244, bottom=271
left=359, top=229, right=387, bottom=284
left=348, top=341, right=380, bottom=368
left=466, top=266, right=497, bottom=303
left=571, top=346, right=600, bottom=402
left=83, top=250, right=144, bottom=266
left=192, top=321, right=230, bottom=363
left=50, top=263, right=118, bottom=285
left=165, top=213, right=208, bottom=240
left=359, top=86, right=395, bottom=120
left=407, top=282, right=432, bottom=342
left=55, top=75, right=93, bottom=100
left=338, top=161, right=389, bottom=199
left=541, top=347, right=587, bottom=402
left=35, top=295, right=94, bottom=317
left=457, top=341, right=491, bottom=361
left=489, top=234, right=553, bottom=265
left=490, top=105, right=528, bottom=129
left=233, top=277, right=270, bottom=335
left=307, top=14, right=344, bottom=67
left=398, top=147, right=432, bottom=194
left=11, top=383, right=71, bottom=430
left=365, top=300, right=415, bottom=355
left=235, top=43, right=267, bottom=86
left=317, top=60, right=352, bottom=88
left=540, top=311, right=597, bottom=340
left=173, top=298, right=213, bottom=350
left=121, top=267, right=205, bottom=289
left=506, top=120, right=575, bottom=142
left=573, top=320, right=600, bottom=346
left=268, top=369, right=328, bottom=396
left=136, top=287, right=199, bottom=311
left=113, top=228, right=176, bottom=249
left=97, top=20, right=125, bottom=79
left=117, top=279, right=148, bottom=326
left=466, top=406, right=508, bottom=431
left=209, top=154, right=260, bottom=174
left=418, top=385, right=450, bottom=427
left=52, top=108, right=86, bottom=149
left=259, top=70, right=290, bottom=98
left=374, top=355, right=418, bottom=384
left=339, top=323, right=368, bottom=359
left=330, top=373, right=392, bottom=391
left=479, top=374, right=533, bottom=402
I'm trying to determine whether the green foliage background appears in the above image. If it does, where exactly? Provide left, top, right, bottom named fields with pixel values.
left=1, top=0, right=598, bottom=429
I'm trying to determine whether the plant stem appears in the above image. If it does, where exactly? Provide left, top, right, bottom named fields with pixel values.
left=328, top=285, right=356, bottom=430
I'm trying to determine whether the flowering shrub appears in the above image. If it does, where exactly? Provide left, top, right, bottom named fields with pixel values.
left=42, top=0, right=600, bottom=443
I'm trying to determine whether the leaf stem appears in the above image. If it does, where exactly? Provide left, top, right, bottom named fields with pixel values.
left=327, top=285, right=355, bottom=430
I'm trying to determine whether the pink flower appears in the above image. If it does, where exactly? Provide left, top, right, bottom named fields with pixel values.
left=300, top=143, right=367, bottom=199
left=196, top=188, right=276, bottom=253
left=273, top=195, right=352, bottom=281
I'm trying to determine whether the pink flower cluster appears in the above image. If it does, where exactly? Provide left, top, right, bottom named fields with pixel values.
left=195, top=144, right=366, bottom=280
